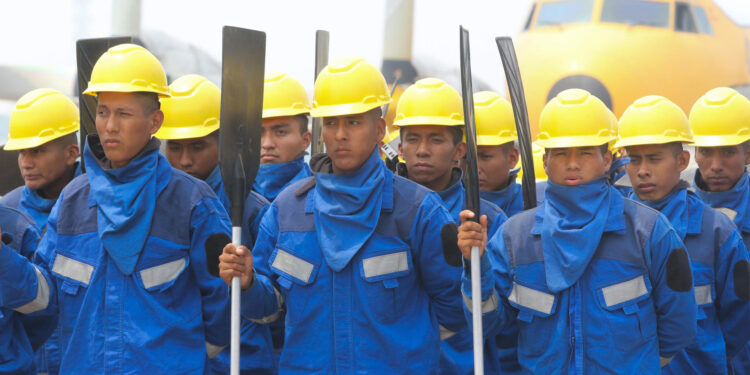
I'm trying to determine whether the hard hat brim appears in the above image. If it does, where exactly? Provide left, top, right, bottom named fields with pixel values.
left=614, top=135, right=694, bottom=149
left=262, top=107, right=310, bottom=119
left=536, top=135, right=616, bottom=149
left=393, top=116, right=464, bottom=128
left=83, top=82, right=171, bottom=98
left=476, top=135, right=517, bottom=147
left=691, top=134, right=750, bottom=147
left=3, top=128, right=78, bottom=151
left=153, top=124, right=219, bottom=141
left=310, top=99, right=391, bottom=118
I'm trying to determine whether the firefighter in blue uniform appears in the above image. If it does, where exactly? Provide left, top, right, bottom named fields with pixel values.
left=473, top=90, right=523, bottom=374
left=1, top=88, right=81, bottom=375
left=689, top=87, right=750, bottom=375
left=218, top=56, right=466, bottom=374
left=0, top=205, right=41, bottom=374
left=0, top=44, right=231, bottom=374
left=155, top=73, right=274, bottom=375
left=253, top=72, right=312, bottom=202
left=618, top=94, right=750, bottom=374
left=457, top=88, right=697, bottom=374
left=473, top=91, right=523, bottom=218
left=393, top=78, right=506, bottom=374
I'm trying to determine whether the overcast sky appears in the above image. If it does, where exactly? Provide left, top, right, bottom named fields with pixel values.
left=1, top=0, right=748, bottom=96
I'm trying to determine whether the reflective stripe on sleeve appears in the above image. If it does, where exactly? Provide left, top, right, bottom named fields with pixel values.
left=14, top=266, right=50, bottom=314
left=462, top=290, right=499, bottom=314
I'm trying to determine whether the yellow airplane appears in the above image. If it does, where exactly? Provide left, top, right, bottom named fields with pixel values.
left=516, top=0, right=750, bottom=136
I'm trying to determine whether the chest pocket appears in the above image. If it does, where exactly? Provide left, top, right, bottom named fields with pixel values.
left=691, top=267, right=716, bottom=321
left=507, top=281, right=558, bottom=356
left=359, top=248, right=413, bottom=325
left=270, top=247, right=320, bottom=327
left=595, top=274, right=655, bottom=352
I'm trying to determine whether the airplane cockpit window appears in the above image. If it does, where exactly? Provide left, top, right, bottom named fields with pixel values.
left=601, top=0, right=670, bottom=28
left=675, top=2, right=699, bottom=33
left=524, top=3, right=537, bottom=31
left=693, top=6, right=714, bottom=35
left=535, top=0, right=594, bottom=28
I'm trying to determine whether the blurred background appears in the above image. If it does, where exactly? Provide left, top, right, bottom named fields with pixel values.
left=1, top=0, right=749, bottom=193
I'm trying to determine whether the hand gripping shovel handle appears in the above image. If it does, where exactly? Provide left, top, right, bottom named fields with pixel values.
left=459, top=26, right=484, bottom=375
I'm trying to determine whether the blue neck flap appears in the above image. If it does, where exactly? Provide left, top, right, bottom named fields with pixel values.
left=436, top=168, right=466, bottom=221
left=694, top=171, right=750, bottom=233
left=253, top=155, right=310, bottom=201
left=313, top=148, right=385, bottom=271
left=541, top=177, right=612, bottom=292
left=632, top=185, right=689, bottom=239
left=204, top=165, right=231, bottom=213
left=85, top=136, right=171, bottom=275
left=480, top=169, right=523, bottom=216
left=20, top=187, right=56, bottom=230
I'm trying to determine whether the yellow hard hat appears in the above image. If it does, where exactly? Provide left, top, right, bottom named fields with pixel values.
left=474, top=91, right=517, bottom=146
left=392, top=78, right=463, bottom=127
left=263, top=72, right=310, bottom=118
left=310, top=56, right=391, bottom=118
left=536, top=88, right=615, bottom=149
left=155, top=75, right=220, bottom=140
left=517, top=142, right=547, bottom=182
left=4, top=88, right=79, bottom=151
left=83, top=43, right=170, bottom=98
left=689, top=87, right=750, bottom=147
left=615, top=95, right=693, bottom=148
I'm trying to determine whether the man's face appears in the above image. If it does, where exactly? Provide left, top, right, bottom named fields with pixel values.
left=165, top=135, right=219, bottom=180
left=626, top=144, right=689, bottom=201
left=543, top=146, right=611, bottom=186
left=95, top=92, right=163, bottom=168
left=18, top=139, right=79, bottom=194
left=260, top=116, right=311, bottom=164
left=478, top=143, right=519, bottom=191
left=399, top=125, right=465, bottom=191
left=695, top=144, right=750, bottom=192
left=322, top=111, right=385, bottom=174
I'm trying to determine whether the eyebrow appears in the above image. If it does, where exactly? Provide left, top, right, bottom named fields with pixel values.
left=97, top=104, right=135, bottom=112
left=270, top=123, right=290, bottom=130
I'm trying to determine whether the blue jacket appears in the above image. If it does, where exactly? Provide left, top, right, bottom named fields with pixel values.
left=635, top=188, right=750, bottom=375
left=694, top=171, right=750, bottom=375
left=0, top=204, right=41, bottom=375
left=466, top=188, right=697, bottom=374
left=0, top=162, right=80, bottom=375
left=240, top=153, right=465, bottom=374
left=206, top=167, right=275, bottom=375
left=480, top=169, right=524, bottom=217
left=416, top=167, right=507, bottom=375
left=0, top=139, right=232, bottom=374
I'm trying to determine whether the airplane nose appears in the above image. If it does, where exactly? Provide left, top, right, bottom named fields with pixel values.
left=547, top=75, right=612, bottom=110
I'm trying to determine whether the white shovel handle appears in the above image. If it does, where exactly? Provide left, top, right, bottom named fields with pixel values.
left=231, top=226, right=241, bottom=375
left=471, top=245, right=484, bottom=375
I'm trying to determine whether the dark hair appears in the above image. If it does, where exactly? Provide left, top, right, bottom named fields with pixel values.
left=295, top=114, right=310, bottom=134
left=135, top=92, right=161, bottom=114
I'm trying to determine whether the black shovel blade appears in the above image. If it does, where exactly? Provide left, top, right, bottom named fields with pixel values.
left=495, top=37, right=536, bottom=209
left=459, top=26, right=480, bottom=220
left=219, top=26, right=266, bottom=226
left=75, top=36, right=133, bottom=172
left=310, top=30, right=329, bottom=156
